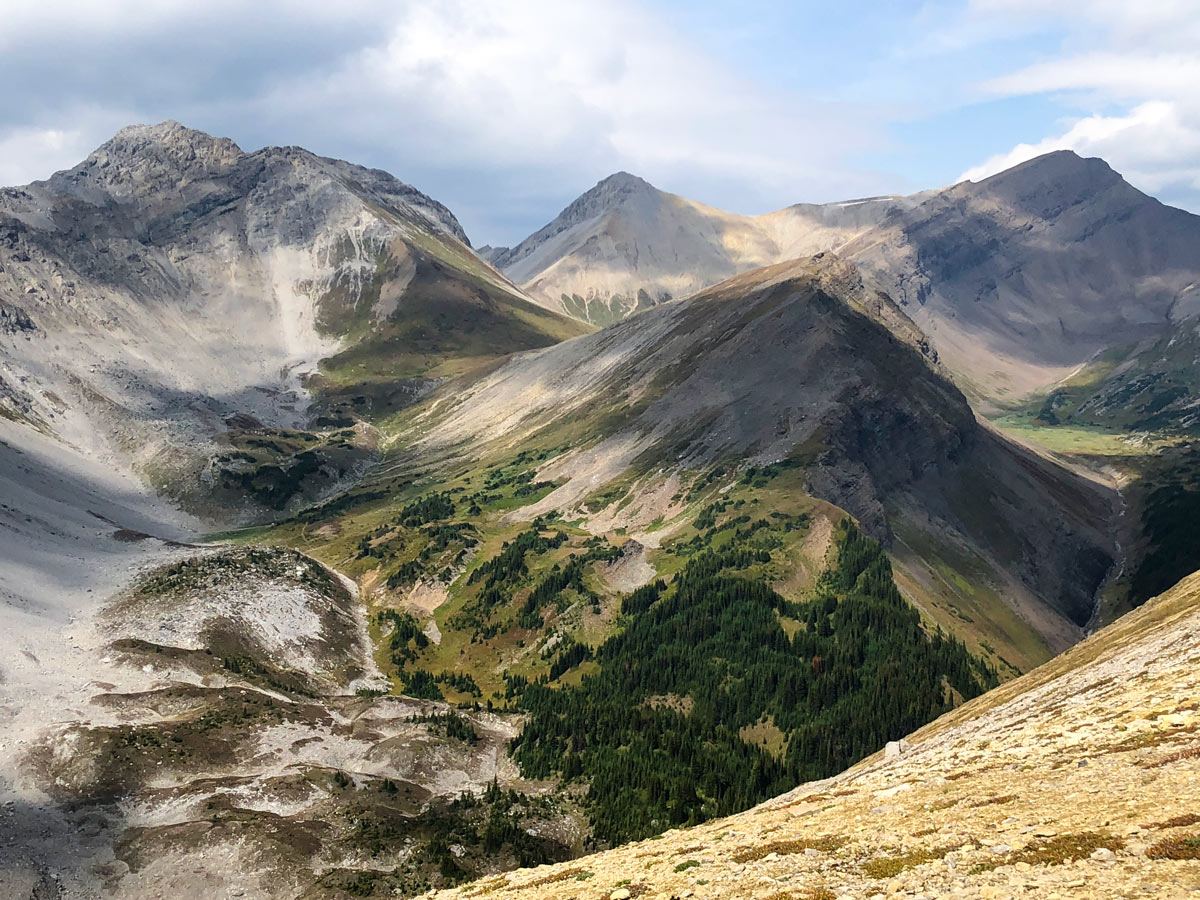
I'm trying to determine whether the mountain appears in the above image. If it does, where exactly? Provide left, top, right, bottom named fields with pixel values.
left=0, top=124, right=595, bottom=900
left=494, top=153, right=1200, bottom=416
left=0, top=249, right=1120, bottom=899
left=398, top=254, right=1112, bottom=661
left=845, top=151, right=1200, bottom=407
left=488, top=172, right=916, bottom=325
left=0, top=121, right=586, bottom=525
left=422, top=562, right=1200, bottom=900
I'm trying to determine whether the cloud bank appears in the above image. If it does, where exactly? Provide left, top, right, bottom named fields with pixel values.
left=1, top=1, right=1197, bottom=242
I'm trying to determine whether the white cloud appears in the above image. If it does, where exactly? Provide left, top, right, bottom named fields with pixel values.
left=265, top=0, right=889, bottom=210
left=0, top=124, right=97, bottom=188
left=960, top=101, right=1200, bottom=192
left=956, top=2, right=1200, bottom=209
left=0, top=0, right=896, bottom=242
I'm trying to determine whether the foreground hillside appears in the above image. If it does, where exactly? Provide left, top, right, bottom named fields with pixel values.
left=421, top=567, right=1200, bottom=900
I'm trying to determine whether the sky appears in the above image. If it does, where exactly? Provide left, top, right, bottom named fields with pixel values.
left=1, top=0, right=1197, bottom=246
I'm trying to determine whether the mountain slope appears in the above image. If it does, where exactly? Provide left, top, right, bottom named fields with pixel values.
left=489, top=172, right=914, bottom=325
left=388, top=254, right=1113, bottom=663
left=0, top=121, right=585, bottom=526
left=0, top=126, right=595, bottom=900
left=422, top=562, right=1200, bottom=900
left=845, top=150, right=1200, bottom=406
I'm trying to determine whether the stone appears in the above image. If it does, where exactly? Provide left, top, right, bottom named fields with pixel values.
left=885, top=740, right=913, bottom=760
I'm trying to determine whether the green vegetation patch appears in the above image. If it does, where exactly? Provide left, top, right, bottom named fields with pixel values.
left=862, top=845, right=953, bottom=879
left=317, top=779, right=576, bottom=895
left=1146, top=833, right=1200, bottom=860
left=731, top=835, right=845, bottom=863
left=509, top=521, right=995, bottom=844
left=972, top=832, right=1125, bottom=873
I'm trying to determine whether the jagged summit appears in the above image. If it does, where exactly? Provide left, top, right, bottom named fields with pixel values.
left=20, top=120, right=473, bottom=245
left=555, top=170, right=660, bottom=220
left=588, top=169, right=655, bottom=195
left=103, top=120, right=244, bottom=161
left=487, top=170, right=664, bottom=274
left=46, top=120, right=244, bottom=201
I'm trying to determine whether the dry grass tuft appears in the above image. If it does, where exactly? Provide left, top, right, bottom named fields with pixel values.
left=731, top=835, right=845, bottom=863
left=973, top=832, right=1125, bottom=873
left=1145, top=813, right=1200, bottom=830
left=523, top=867, right=589, bottom=887
left=969, top=793, right=1018, bottom=808
left=1140, top=743, right=1200, bottom=769
left=861, top=846, right=953, bottom=879
left=1146, top=833, right=1200, bottom=860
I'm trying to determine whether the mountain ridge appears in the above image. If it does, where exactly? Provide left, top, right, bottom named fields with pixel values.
left=491, top=151, right=1200, bottom=414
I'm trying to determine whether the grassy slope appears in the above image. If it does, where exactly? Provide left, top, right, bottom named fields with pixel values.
left=990, top=400, right=1200, bottom=628
left=306, top=228, right=589, bottom=426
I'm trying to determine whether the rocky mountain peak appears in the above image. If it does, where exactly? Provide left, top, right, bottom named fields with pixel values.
left=103, top=120, right=244, bottom=164
left=571, top=170, right=658, bottom=215
left=966, top=149, right=1130, bottom=218
left=488, top=171, right=661, bottom=271
left=49, top=120, right=244, bottom=200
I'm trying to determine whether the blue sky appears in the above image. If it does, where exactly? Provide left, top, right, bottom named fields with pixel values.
left=1, top=0, right=1197, bottom=245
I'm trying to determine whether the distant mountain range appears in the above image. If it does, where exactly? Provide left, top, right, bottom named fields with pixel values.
left=492, top=153, right=1200, bottom=413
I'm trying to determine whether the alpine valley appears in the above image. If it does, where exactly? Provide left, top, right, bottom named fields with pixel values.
left=1, top=122, right=1198, bottom=900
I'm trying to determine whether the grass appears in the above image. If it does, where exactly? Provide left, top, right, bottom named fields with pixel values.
left=731, top=836, right=844, bottom=864
left=1146, top=834, right=1200, bottom=860
left=908, top=569, right=1200, bottom=743
left=971, top=832, right=1125, bottom=873
left=1146, top=813, right=1200, bottom=830
left=889, top=512, right=1051, bottom=675
left=968, top=793, right=1018, bottom=808
left=990, top=417, right=1150, bottom=457
left=522, top=867, right=590, bottom=887
left=861, top=846, right=952, bottom=879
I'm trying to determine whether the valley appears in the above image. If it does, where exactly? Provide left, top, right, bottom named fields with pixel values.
left=1, top=123, right=1198, bottom=899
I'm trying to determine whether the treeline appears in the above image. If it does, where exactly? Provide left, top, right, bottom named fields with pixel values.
left=509, top=520, right=995, bottom=844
